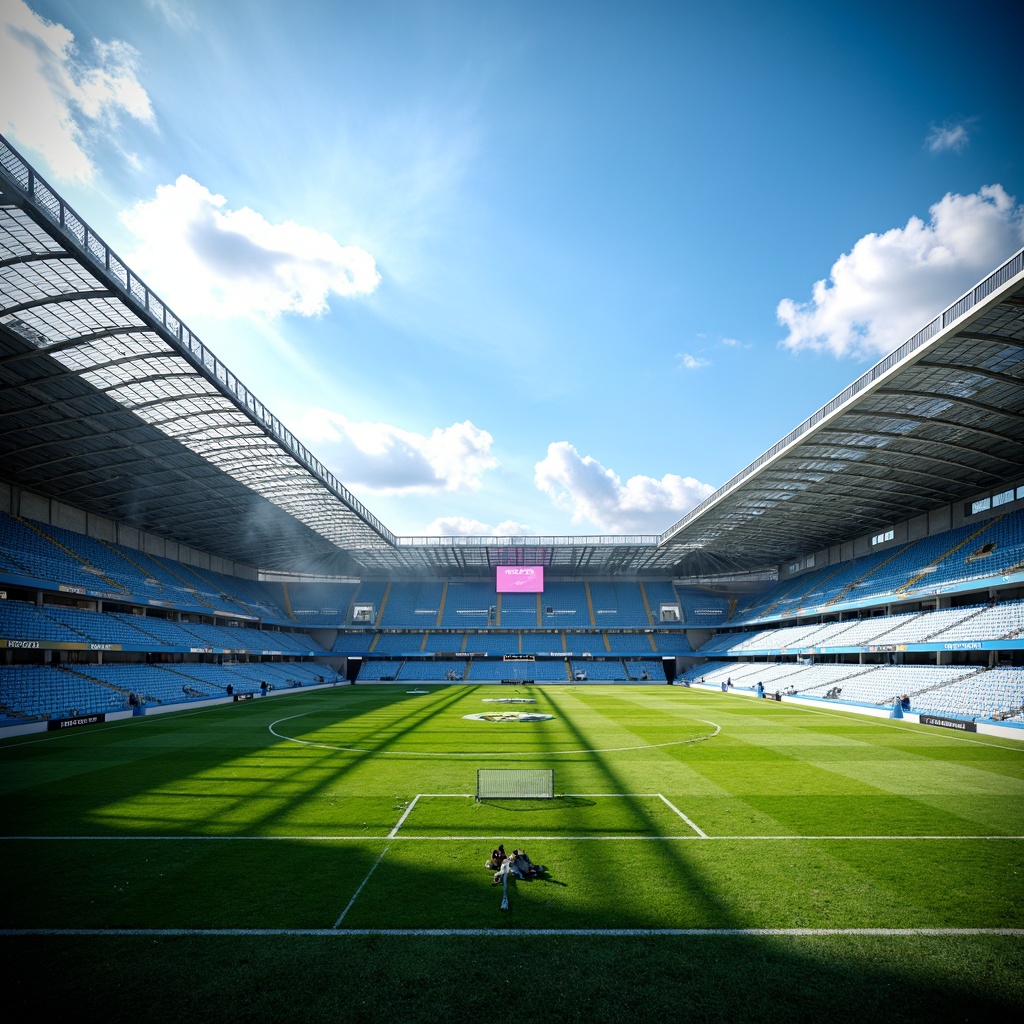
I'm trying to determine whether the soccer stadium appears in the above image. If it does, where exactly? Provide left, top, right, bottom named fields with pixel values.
left=2, top=124, right=1023, bottom=1022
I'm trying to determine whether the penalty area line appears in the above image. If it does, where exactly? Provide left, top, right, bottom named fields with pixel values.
left=388, top=795, right=422, bottom=838
left=656, top=794, right=707, bottom=838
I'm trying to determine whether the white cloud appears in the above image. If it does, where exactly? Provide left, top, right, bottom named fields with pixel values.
left=534, top=441, right=715, bottom=534
left=120, top=176, right=381, bottom=319
left=677, top=353, right=710, bottom=370
left=421, top=516, right=531, bottom=537
left=777, top=185, right=1024, bottom=359
left=927, top=122, right=970, bottom=154
left=0, top=0, right=153, bottom=182
left=297, top=410, right=497, bottom=494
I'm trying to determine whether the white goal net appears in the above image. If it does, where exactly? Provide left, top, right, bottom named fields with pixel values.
left=476, top=768, right=554, bottom=801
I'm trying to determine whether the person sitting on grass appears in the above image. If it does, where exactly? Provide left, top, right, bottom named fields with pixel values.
left=514, top=849, right=545, bottom=878
left=492, top=848, right=523, bottom=884
left=486, top=845, right=507, bottom=870
left=492, top=854, right=512, bottom=885
left=492, top=849, right=545, bottom=883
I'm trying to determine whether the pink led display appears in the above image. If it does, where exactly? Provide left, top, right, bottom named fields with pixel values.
left=496, top=566, right=545, bottom=593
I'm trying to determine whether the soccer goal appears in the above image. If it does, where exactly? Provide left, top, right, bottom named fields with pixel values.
left=476, top=768, right=555, bottom=801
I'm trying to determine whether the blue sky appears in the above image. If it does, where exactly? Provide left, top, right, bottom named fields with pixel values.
left=2, top=0, right=1022, bottom=538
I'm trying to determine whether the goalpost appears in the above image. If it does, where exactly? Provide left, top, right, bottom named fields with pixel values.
left=476, top=768, right=554, bottom=801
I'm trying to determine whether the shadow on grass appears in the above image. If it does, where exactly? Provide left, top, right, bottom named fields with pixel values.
left=484, top=796, right=596, bottom=812
left=7, top=933, right=1024, bottom=1024
left=3, top=683, right=479, bottom=838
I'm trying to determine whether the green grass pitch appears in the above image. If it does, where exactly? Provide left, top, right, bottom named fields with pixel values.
left=2, top=683, right=1022, bottom=1022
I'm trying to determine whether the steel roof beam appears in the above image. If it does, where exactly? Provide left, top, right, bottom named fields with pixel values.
left=913, top=360, right=1024, bottom=389
left=815, top=427, right=1022, bottom=471
left=773, top=453, right=959, bottom=496
left=0, top=326, right=151, bottom=366
left=843, top=409, right=1024, bottom=451
left=0, top=251, right=68, bottom=269
left=0, top=289, right=114, bottom=317
left=878, top=387, right=1024, bottom=423
left=953, top=330, right=1024, bottom=348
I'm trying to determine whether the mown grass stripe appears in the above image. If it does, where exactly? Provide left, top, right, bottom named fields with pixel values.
left=4, top=834, right=1022, bottom=841
left=3, top=928, right=1022, bottom=937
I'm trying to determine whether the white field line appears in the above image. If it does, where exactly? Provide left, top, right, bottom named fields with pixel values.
left=4, top=834, right=1022, bottom=842
left=332, top=845, right=389, bottom=928
left=2, top=927, right=1021, bottom=937
left=388, top=795, right=421, bottom=838
left=423, top=791, right=700, bottom=800
left=656, top=794, right=707, bottom=838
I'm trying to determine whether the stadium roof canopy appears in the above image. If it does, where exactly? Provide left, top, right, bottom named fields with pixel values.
left=2, top=134, right=1023, bottom=581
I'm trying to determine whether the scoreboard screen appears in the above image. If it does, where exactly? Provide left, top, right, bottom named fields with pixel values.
left=496, top=566, right=544, bottom=593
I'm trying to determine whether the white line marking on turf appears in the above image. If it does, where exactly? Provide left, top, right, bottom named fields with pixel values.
left=656, top=794, right=707, bottom=837
left=388, top=795, right=421, bottom=838
left=2, top=928, right=1021, bottom=937
left=4, top=834, right=1022, bottom=841
left=333, top=846, right=389, bottom=928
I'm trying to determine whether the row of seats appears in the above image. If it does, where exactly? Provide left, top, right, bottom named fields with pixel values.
left=5, top=584, right=1018, bottom=662
left=0, top=661, right=342, bottom=720
left=737, top=506, right=1024, bottom=622
left=0, top=513, right=738, bottom=629
left=699, top=600, right=1024, bottom=655
left=0, top=513, right=281, bottom=620
left=0, top=599, right=327, bottom=654
left=679, top=662, right=1024, bottom=720
left=4, top=507, right=1022, bottom=630
left=332, top=631, right=684, bottom=655
left=353, top=659, right=660, bottom=682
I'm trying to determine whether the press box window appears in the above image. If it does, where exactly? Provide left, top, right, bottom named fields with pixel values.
left=659, top=603, right=681, bottom=623
left=352, top=603, right=375, bottom=624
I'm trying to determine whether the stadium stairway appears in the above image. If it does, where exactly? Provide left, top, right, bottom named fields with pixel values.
left=18, top=516, right=129, bottom=596
left=896, top=515, right=1005, bottom=597
left=638, top=582, right=655, bottom=626
left=374, top=583, right=392, bottom=627
left=824, top=541, right=915, bottom=608
left=436, top=583, right=448, bottom=627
